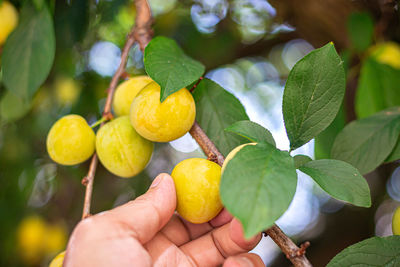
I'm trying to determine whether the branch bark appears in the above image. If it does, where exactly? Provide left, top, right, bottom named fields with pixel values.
left=81, top=0, right=313, bottom=266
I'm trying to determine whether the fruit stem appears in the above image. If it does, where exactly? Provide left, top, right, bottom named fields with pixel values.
left=90, top=117, right=107, bottom=129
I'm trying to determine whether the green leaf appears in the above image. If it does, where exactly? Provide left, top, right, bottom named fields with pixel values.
left=193, top=78, right=249, bottom=156
left=347, top=12, right=374, bottom=53
left=314, top=104, right=346, bottom=159
left=283, top=42, right=346, bottom=150
left=331, top=107, right=400, bottom=174
left=225, top=120, right=275, bottom=146
left=386, top=138, right=400, bottom=163
left=299, top=159, right=371, bottom=207
left=0, top=91, right=32, bottom=122
left=2, top=3, right=55, bottom=100
left=327, top=236, right=400, bottom=267
left=355, top=58, right=400, bottom=119
left=293, top=155, right=312, bottom=169
left=220, top=143, right=297, bottom=238
left=144, top=36, right=205, bottom=102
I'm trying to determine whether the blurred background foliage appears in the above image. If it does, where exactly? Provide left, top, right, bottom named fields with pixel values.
left=1, top=0, right=400, bottom=266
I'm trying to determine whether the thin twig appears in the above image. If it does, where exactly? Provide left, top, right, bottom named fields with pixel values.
left=80, top=0, right=153, bottom=220
left=81, top=154, right=98, bottom=219
left=189, top=122, right=225, bottom=166
left=189, top=76, right=203, bottom=93
left=264, top=228, right=312, bottom=266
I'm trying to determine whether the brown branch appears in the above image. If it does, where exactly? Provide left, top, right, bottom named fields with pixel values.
left=264, top=227, right=312, bottom=266
left=81, top=154, right=98, bottom=219
left=80, top=0, right=153, bottom=220
left=189, top=122, right=224, bottom=166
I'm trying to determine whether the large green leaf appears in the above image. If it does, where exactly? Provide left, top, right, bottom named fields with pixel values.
left=331, top=107, right=400, bottom=174
left=193, top=78, right=249, bottom=156
left=220, top=143, right=297, bottom=238
left=283, top=42, right=346, bottom=150
left=347, top=12, right=374, bottom=53
left=355, top=58, right=400, bottom=119
left=327, top=236, right=400, bottom=267
left=225, top=120, right=275, bottom=146
left=2, top=3, right=55, bottom=100
left=144, top=36, right=205, bottom=102
left=299, top=159, right=371, bottom=207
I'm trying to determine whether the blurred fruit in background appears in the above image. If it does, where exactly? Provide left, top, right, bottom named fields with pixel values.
left=54, top=77, right=82, bottom=107
left=16, top=215, right=67, bottom=265
left=0, top=1, right=18, bottom=45
left=369, top=42, right=400, bottom=69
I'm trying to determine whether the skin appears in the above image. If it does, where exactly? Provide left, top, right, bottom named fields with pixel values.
left=112, top=76, right=153, bottom=116
left=0, top=1, right=18, bottom=45
left=64, top=173, right=264, bottom=267
left=49, top=251, right=65, bottom=267
left=392, top=206, right=400, bottom=235
left=96, top=116, right=154, bottom=178
left=47, top=115, right=96, bottom=165
left=130, top=82, right=196, bottom=142
left=172, top=158, right=223, bottom=224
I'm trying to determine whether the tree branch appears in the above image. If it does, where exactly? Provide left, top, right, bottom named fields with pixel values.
left=80, top=0, right=152, bottom=219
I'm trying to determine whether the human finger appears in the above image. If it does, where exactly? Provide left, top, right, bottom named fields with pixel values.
left=223, top=253, right=264, bottom=267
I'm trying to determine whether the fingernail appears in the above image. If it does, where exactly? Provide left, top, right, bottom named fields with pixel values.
left=236, top=257, right=254, bottom=267
left=150, top=175, right=164, bottom=188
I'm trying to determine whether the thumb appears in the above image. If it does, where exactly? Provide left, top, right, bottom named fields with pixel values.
left=106, top=173, right=176, bottom=244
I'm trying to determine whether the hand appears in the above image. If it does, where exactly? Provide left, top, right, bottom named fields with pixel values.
left=64, top=173, right=263, bottom=267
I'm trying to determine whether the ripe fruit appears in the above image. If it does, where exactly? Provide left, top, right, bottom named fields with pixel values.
left=222, top=143, right=256, bottom=174
left=171, top=158, right=222, bottom=223
left=47, top=115, right=96, bottom=165
left=0, top=1, right=18, bottom=45
left=370, top=42, right=400, bottom=69
left=392, top=206, right=400, bottom=235
left=17, top=215, right=47, bottom=264
left=49, top=251, right=65, bottom=267
left=112, top=76, right=153, bottom=116
left=130, top=82, right=196, bottom=142
left=96, top=116, right=153, bottom=178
